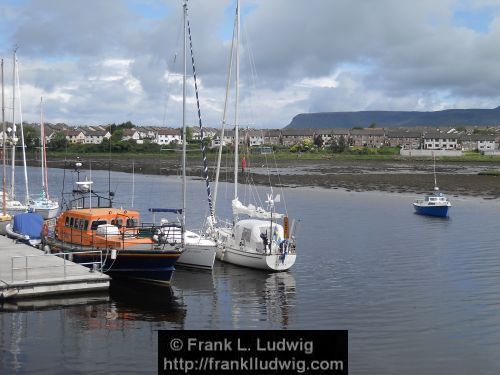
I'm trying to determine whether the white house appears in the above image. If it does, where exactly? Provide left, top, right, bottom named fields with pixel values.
left=423, top=132, right=458, bottom=150
left=122, top=129, right=142, bottom=142
left=66, top=129, right=86, bottom=144
left=155, top=128, right=182, bottom=145
left=459, top=134, right=496, bottom=152
left=243, top=130, right=264, bottom=146
left=85, top=130, right=111, bottom=144
left=211, top=130, right=234, bottom=148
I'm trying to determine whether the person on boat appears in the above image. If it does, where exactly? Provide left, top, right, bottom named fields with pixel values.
left=241, top=157, right=246, bottom=173
left=260, top=231, right=269, bottom=252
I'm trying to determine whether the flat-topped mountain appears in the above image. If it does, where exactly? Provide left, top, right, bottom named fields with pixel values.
left=285, top=107, right=500, bottom=129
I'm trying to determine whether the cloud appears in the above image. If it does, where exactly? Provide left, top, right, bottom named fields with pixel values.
left=2, top=0, right=500, bottom=128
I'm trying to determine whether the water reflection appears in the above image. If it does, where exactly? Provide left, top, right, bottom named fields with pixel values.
left=0, top=293, right=109, bottom=313
left=211, top=263, right=296, bottom=329
left=106, top=280, right=186, bottom=325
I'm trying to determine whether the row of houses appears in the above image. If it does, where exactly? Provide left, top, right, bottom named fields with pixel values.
left=213, top=127, right=497, bottom=152
left=279, top=128, right=498, bottom=152
left=43, top=125, right=184, bottom=146
left=3, top=123, right=498, bottom=152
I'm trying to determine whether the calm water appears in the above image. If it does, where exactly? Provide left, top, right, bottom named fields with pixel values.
left=1, top=166, right=500, bottom=374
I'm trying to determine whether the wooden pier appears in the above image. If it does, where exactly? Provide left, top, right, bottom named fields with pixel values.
left=0, top=235, right=109, bottom=299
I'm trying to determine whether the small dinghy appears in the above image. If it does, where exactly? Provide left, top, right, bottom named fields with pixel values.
left=6, top=212, right=44, bottom=247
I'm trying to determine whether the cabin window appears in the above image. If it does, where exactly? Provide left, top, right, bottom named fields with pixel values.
left=241, top=228, right=252, bottom=243
left=84, top=220, right=89, bottom=230
left=126, top=218, right=138, bottom=228
left=65, top=216, right=70, bottom=226
left=91, top=220, right=107, bottom=230
left=111, top=218, right=123, bottom=228
left=78, top=219, right=86, bottom=230
left=69, top=217, right=74, bottom=227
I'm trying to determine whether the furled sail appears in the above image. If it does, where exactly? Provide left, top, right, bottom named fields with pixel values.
left=232, top=199, right=283, bottom=219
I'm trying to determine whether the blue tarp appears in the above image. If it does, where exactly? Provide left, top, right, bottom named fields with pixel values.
left=13, top=213, right=44, bottom=239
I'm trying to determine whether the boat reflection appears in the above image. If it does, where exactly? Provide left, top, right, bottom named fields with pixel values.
left=62, top=281, right=186, bottom=331
left=212, top=263, right=296, bottom=329
left=107, top=280, right=186, bottom=324
left=171, top=268, right=216, bottom=294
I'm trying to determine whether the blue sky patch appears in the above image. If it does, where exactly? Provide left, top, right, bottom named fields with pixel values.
left=125, top=0, right=170, bottom=20
left=452, top=7, right=495, bottom=33
left=218, top=0, right=258, bottom=41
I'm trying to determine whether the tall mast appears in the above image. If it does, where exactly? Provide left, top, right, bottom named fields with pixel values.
left=433, top=151, right=438, bottom=190
left=10, top=47, right=17, bottom=199
left=40, top=97, right=48, bottom=198
left=233, top=0, right=240, bottom=201
left=181, top=0, right=187, bottom=232
left=1, top=59, right=7, bottom=216
left=16, top=58, right=30, bottom=204
left=213, top=9, right=236, bottom=217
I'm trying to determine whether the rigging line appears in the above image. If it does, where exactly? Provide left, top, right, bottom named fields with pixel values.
left=186, top=9, right=215, bottom=224
left=162, top=4, right=184, bottom=127
left=270, top=133, right=288, bottom=215
left=15, top=58, right=29, bottom=204
left=241, top=21, right=259, bottom=129
left=213, top=12, right=237, bottom=216
left=60, top=143, right=68, bottom=209
left=10, top=48, right=17, bottom=199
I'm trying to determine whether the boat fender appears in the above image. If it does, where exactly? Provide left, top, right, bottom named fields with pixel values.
left=43, top=245, right=51, bottom=254
left=42, top=222, right=49, bottom=237
left=111, top=249, right=117, bottom=260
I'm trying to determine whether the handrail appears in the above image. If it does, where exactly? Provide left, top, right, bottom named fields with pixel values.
left=10, top=250, right=104, bottom=283
left=58, top=222, right=185, bottom=250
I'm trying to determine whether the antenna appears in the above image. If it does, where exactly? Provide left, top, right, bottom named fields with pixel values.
left=131, top=159, right=135, bottom=208
left=433, top=151, right=438, bottom=191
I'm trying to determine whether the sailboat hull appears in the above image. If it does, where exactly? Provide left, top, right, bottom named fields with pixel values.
left=31, top=206, right=59, bottom=220
left=0, top=216, right=10, bottom=235
left=216, top=245, right=296, bottom=271
left=177, top=243, right=216, bottom=270
left=155, top=228, right=216, bottom=270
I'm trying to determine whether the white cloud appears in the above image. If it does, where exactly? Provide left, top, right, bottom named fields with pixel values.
left=2, top=0, right=500, bottom=128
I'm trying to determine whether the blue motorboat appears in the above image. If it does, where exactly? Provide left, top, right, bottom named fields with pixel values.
left=413, top=187, right=451, bottom=217
left=413, top=153, right=451, bottom=218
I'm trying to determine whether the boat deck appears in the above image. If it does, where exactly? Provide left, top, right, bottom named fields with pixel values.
left=0, top=235, right=109, bottom=299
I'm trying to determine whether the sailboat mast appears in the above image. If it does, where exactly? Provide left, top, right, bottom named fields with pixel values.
left=233, top=0, right=240, bottom=201
left=433, top=151, right=437, bottom=189
left=182, top=0, right=187, bottom=232
left=40, top=97, right=48, bottom=198
left=16, top=59, right=30, bottom=204
left=131, top=159, right=135, bottom=207
left=213, top=11, right=236, bottom=217
left=1, top=59, right=7, bottom=216
left=10, top=48, right=17, bottom=199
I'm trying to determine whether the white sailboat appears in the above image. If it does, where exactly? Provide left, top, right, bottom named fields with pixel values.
left=4, top=49, right=28, bottom=215
left=29, top=97, right=59, bottom=219
left=0, top=59, right=11, bottom=234
left=155, top=0, right=216, bottom=270
left=209, top=0, right=297, bottom=271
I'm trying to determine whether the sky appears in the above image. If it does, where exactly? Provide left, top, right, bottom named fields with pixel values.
left=2, top=0, right=500, bottom=129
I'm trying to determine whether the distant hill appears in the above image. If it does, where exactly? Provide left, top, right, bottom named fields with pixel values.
left=285, top=107, right=500, bottom=129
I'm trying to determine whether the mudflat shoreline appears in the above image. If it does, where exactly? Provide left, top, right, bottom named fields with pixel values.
left=36, top=156, right=500, bottom=199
